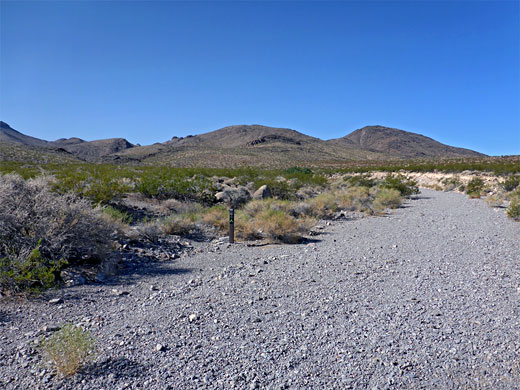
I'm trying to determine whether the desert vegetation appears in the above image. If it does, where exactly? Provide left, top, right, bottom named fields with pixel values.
left=0, top=162, right=424, bottom=295
left=0, top=174, right=113, bottom=294
left=1, top=156, right=519, bottom=296
left=39, top=324, right=98, bottom=377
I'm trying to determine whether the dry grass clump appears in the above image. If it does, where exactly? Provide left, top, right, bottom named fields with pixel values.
left=306, top=192, right=339, bottom=218
left=0, top=174, right=112, bottom=293
left=161, top=214, right=197, bottom=236
left=40, top=324, right=97, bottom=377
left=200, top=205, right=229, bottom=231
left=506, top=191, right=520, bottom=221
left=237, top=206, right=316, bottom=243
left=372, top=188, right=402, bottom=213
left=336, top=186, right=371, bottom=212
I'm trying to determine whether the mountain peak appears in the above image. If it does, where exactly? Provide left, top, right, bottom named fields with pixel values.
left=342, top=125, right=484, bottom=158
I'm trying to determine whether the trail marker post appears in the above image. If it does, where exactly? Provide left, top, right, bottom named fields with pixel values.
left=229, top=207, right=235, bottom=244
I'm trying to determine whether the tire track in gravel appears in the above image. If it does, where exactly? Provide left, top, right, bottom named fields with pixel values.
left=1, top=188, right=519, bottom=389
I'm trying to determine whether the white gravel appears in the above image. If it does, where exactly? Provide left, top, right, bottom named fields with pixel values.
left=1, top=188, right=519, bottom=389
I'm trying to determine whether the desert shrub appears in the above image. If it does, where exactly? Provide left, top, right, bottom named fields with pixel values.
left=130, top=221, right=162, bottom=244
left=161, top=215, right=197, bottom=236
left=135, top=167, right=216, bottom=204
left=381, top=174, right=419, bottom=197
left=506, top=199, right=520, bottom=220
left=51, top=164, right=132, bottom=205
left=40, top=324, right=97, bottom=377
left=0, top=174, right=112, bottom=293
left=336, top=186, right=371, bottom=212
left=102, top=205, right=132, bottom=225
left=441, top=176, right=462, bottom=192
left=237, top=207, right=315, bottom=243
left=345, top=174, right=375, bottom=188
left=242, top=199, right=292, bottom=217
left=502, top=176, right=520, bottom=192
left=307, top=192, right=339, bottom=217
left=284, top=167, right=313, bottom=175
left=465, top=177, right=485, bottom=198
left=200, top=205, right=229, bottom=231
left=372, top=188, right=402, bottom=212
left=506, top=191, right=520, bottom=220
left=0, top=241, right=67, bottom=294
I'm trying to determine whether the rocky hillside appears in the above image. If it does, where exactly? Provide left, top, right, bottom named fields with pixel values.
left=0, top=122, right=134, bottom=161
left=1, top=121, right=486, bottom=166
left=331, top=125, right=485, bottom=158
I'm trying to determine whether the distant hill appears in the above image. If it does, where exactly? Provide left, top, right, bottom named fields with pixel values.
left=1, top=121, right=486, bottom=167
left=0, top=121, right=134, bottom=161
left=0, top=121, right=51, bottom=148
left=331, top=125, right=485, bottom=158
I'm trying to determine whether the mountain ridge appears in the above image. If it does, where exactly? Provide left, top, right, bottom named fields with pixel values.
left=0, top=121, right=486, bottom=166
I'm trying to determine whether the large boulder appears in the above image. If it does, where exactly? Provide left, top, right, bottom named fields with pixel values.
left=215, top=186, right=251, bottom=206
left=252, top=185, right=272, bottom=200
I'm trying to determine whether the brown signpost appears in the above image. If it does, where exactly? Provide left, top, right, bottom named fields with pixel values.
left=229, top=207, right=234, bottom=244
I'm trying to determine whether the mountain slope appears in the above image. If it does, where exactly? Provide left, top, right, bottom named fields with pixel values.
left=0, top=121, right=51, bottom=148
left=0, top=122, right=134, bottom=161
left=110, top=124, right=387, bottom=166
left=332, top=125, right=485, bottom=158
left=1, top=121, right=486, bottom=167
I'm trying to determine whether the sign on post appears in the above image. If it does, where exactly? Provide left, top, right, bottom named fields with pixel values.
left=229, top=208, right=234, bottom=244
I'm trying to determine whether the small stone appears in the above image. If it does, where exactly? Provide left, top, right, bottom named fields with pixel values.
left=188, top=314, right=198, bottom=322
left=48, top=298, right=63, bottom=304
left=155, top=344, right=165, bottom=352
left=42, top=325, right=60, bottom=332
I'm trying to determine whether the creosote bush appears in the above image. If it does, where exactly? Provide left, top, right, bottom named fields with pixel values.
left=40, top=324, right=97, bottom=377
left=502, top=176, right=520, bottom=192
left=102, top=205, right=133, bottom=225
left=465, top=177, right=485, bottom=198
left=0, top=174, right=113, bottom=294
left=506, top=191, right=520, bottom=221
left=381, top=174, right=419, bottom=197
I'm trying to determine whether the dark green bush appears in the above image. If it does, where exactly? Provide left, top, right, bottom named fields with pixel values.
left=465, top=177, right=485, bottom=198
left=502, top=176, right=520, bottom=192
left=284, top=167, right=313, bottom=175
left=381, top=174, right=419, bottom=197
left=0, top=241, right=67, bottom=294
left=346, top=174, right=375, bottom=188
left=135, top=167, right=216, bottom=204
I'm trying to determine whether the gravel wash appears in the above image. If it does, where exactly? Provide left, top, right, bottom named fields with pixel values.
left=1, top=189, right=519, bottom=389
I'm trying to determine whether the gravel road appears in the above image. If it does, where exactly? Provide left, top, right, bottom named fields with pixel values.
left=1, top=188, right=519, bottom=389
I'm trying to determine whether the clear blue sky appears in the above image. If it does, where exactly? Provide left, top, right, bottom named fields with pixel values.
left=1, top=1, right=519, bottom=156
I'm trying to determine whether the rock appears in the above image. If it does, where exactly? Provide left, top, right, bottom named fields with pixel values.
left=252, top=185, right=272, bottom=200
left=223, top=177, right=237, bottom=186
left=215, top=186, right=251, bottom=206
left=60, top=271, right=86, bottom=287
left=111, top=289, right=129, bottom=296
left=188, top=314, right=198, bottom=322
left=48, top=298, right=63, bottom=304
left=41, top=325, right=60, bottom=333
left=155, top=344, right=165, bottom=352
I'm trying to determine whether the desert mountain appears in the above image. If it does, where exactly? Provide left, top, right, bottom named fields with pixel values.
left=1, top=121, right=485, bottom=167
left=331, top=125, right=484, bottom=158
left=0, top=121, right=51, bottom=148
left=0, top=121, right=134, bottom=161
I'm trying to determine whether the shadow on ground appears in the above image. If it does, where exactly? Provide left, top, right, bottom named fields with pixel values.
left=81, top=357, right=149, bottom=379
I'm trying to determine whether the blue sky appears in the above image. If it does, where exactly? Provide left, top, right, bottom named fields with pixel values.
left=1, top=1, right=519, bottom=156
